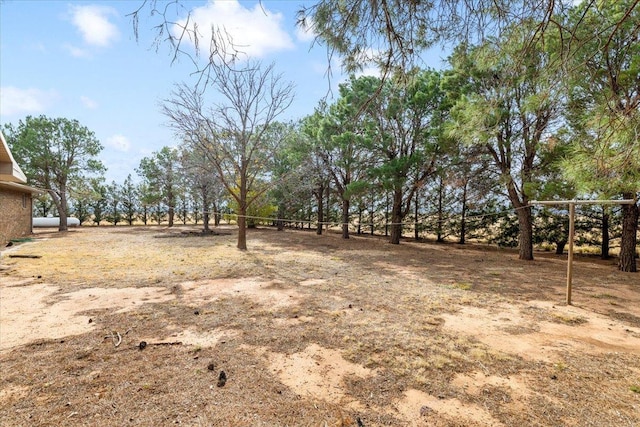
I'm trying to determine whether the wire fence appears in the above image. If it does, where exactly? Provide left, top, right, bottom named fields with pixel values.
left=203, top=202, right=533, bottom=230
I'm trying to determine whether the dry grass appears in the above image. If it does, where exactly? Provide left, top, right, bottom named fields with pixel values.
left=1, top=225, right=639, bottom=426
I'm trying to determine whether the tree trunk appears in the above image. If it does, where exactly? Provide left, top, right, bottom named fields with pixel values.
left=203, top=194, right=210, bottom=233
left=213, top=202, right=221, bottom=226
left=601, top=209, right=610, bottom=260
left=325, top=182, right=331, bottom=232
left=384, top=193, right=390, bottom=237
left=436, top=176, right=444, bottom=243
left=277, top=204, right=285, bottom=231
left=203, top=212, right=210, bottom=231
left=370, top=203, right=375, bottom=235
left=315, top=183, right=324, bottom=235
left=414, top=189, right=420, bottom=241
left=459, top=181, right=468, bottom=244
left=237, top=170, right=248, bottom=249
left=112, top=202, right=119, bottom=225
left=390, top=189, right=403, bottom=245
left=237, top=206, right=247, bottom=250
left=52, top=188, right=69, bottom=232
left=341, top=198, right=350, bottom=239
left=619, top=196, right=638, bottom=272
left=516, top=206, right=534, bottom=260
left=168, top=205, right=174, bottom=227
left=555, top=240, right=567, bottom=255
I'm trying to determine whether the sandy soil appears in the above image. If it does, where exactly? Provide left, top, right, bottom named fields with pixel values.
left=0, top=225, right=639, bottom=426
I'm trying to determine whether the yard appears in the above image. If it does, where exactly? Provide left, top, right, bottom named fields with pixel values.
left=0, top=226, right=639, bottom=426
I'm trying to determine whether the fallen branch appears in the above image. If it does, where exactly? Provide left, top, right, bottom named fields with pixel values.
left=8, top=254, right=41, bottom=259
left=137, top=341, right=183, bottom=350
left=149, top=341, right=183, bottom=346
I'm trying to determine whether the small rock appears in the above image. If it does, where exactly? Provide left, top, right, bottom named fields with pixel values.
left=194, top=310, right=200, bottom=315
left=217, top=371, right=227, bottom=387
left=139, top=341, right=147, bottom=350
left=207, top=362, right=215, bottom=371
left=88, top=318, right=92, bottom=324
left=420, top=406, right=432, bottom=416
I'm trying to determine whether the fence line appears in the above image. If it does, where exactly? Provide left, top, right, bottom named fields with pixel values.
left=124, top=199, right=635, bottom=231
left=203, top=203, right=535, bottom=230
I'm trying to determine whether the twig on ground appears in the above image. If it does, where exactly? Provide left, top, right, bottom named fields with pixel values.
left=112, top=331, right=122, bottom=348
left=137, top=341, right=183, bottom=351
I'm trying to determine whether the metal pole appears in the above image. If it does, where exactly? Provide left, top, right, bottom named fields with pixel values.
left=530, top=199, right=636, bottom=205
left=566, top=203, right=575, bottom=305
left=529, top=199, right=636, bottom=305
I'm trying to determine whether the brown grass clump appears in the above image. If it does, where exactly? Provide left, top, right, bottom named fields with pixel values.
left=1, top=225, right=639, bottom=426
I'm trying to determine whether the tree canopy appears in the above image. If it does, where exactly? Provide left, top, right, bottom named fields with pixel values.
left=3, top=116, right=104, bottom=232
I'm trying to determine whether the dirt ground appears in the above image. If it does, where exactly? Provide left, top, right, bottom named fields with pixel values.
left=0, top=225, right=639, bottom=426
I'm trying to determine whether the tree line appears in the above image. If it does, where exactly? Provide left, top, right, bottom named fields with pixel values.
left=3, top=0, right=638, bottom=271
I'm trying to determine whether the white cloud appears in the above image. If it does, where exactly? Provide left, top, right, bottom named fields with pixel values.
left=80, top=96, right=99, bottom=109
left=69, top=5, right=119, bottom=47
left=173, top=0, right=294, bottom=59
left=106, top=134, right=131, bottom=152
left=64, top=43, right=91, bottom=58
left=0, top=86, right=58, bottom=117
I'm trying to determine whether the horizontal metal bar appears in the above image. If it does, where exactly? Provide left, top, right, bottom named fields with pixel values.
left=530, top=199, right=636, bottom=206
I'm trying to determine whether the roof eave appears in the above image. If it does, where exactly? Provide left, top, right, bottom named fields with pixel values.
left=0, top=181, right=44, bottom=194
left=0, top=130, right=28, bottom=184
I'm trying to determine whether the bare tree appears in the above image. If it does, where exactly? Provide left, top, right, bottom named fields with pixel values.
left=179, top=145, right=224, bottom=233
left=130, top=1, right=254, bottom=91
left=162, top=59, right=294, bottom=250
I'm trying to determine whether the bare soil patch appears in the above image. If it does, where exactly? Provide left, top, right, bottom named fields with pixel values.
left=1, top=226, right=639, bottom=426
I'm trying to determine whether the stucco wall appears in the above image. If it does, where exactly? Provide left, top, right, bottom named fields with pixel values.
left=0, top=188, right=33, bottom=245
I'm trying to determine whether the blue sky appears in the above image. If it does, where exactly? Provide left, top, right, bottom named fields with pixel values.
left=1, top=0, right=449, bottom=184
